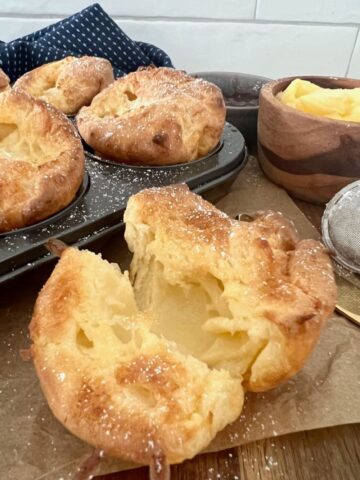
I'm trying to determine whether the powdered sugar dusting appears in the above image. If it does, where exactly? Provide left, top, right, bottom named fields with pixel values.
left=1, top=122, right=244, bottom=281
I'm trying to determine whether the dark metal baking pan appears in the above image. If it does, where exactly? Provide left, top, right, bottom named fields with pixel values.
left=0, top=122, right=246, bottom=282
left=0, top=155, right=247, bottom=286
left=84, top=141, right=223, bottom=168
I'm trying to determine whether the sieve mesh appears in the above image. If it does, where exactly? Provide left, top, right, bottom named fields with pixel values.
left=322, top=181, right=360, bottom=274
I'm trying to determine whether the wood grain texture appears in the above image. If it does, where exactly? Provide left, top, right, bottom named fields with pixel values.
left=238, top=424, right=360, bottom=480
left=257, top=77, right=360, bottom=204
left=95, top=424, right=360, bottom=480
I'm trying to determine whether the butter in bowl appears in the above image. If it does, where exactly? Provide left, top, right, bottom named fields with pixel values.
left=258, top=76, right=360, bottom=204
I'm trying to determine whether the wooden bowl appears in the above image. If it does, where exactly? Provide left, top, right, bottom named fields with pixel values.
left=258, top=76, right=360, bottom=204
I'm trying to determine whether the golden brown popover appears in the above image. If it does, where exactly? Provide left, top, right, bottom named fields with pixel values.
left=0, top=89, right=85, bottom=232
left=30, top=185, right=336, bottom=468
left=125, top=186, right=336, bottom=391
left=76, top=67, right=226, bottom=165
left=0, top=68, right=10, bottom=92
left=14, top=56, right=114, bottom=115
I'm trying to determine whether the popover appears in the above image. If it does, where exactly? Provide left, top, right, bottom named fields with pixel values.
left=0, top=68, right=10, bottom=92
left=0, top=89, right=85, bottom=232
left=14, top=56, right=114, bottom=115
left=30, top=185, right=336, bottom=468
left=76, top=67, right=226, bottom=165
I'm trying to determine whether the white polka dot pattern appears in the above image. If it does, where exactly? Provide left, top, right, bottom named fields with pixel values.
left=0, top=3, right=173, bottom=82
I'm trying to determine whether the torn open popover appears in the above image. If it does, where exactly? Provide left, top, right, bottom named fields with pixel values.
left=30, top=185, right=336, bottom=469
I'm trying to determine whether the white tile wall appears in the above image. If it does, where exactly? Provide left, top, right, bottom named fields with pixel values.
left=0, top=1, right=359, bottom=79
left=0, top=18, right=52, bottom=42
left=0, top=0, right=256, bottom=19
left=348, top=33, right=360, bottom=77
left=119, top=20, right=357, bottom=78
left=257, top=0, right=360, bottom=24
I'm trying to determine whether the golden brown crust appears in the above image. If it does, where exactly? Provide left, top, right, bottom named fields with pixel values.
left=30, top=248, right=243, bottom=465
left=0, top=68, right=10, bottom=92
left=125, top=185, right=336, bottom=391
left=76, top=67, right=226, bottom=165
left=14, top=56, right=114, bottom=114
left=30, top=185, right=336, bottom=466
left=0, top=89, right=85, bottom=232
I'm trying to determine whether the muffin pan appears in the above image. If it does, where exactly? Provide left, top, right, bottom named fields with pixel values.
left=0, top=122, right=247, bottom=284
left=0, top=173, right=90, bottom=239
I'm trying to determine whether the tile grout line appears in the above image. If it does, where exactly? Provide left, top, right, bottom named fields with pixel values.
left=253, top=0, right=258, bottom=20
left=106, top=18, right=360, bottom=29
left=0, top=13, right=359, bottom=29
left=345, top=26, right=359, bottom=76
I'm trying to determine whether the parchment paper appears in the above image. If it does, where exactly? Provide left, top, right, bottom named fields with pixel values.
left=1, top=157, right=360, bottom=479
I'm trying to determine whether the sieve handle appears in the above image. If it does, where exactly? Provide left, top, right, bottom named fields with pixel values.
left=335, top=304, right=360, bottom=327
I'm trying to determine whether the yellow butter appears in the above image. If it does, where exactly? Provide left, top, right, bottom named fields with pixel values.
left=277, top=79, right=360, bottom=122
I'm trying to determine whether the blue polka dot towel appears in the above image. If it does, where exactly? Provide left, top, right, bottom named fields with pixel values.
left=0, top=3, right=173, bottom=82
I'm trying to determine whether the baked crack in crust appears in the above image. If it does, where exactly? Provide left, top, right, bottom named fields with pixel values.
left=30, top=185, right=336, bottom=466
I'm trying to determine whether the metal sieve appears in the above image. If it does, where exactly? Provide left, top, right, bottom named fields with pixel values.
left=322, top=180, right=360, bottom=274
